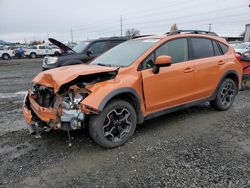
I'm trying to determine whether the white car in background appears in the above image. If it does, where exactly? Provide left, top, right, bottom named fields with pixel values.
left=0, top=49, right=15, bottom=60
left=234, top=42, right=250, bottom=55
left=25, top=45, right=61, bottom=58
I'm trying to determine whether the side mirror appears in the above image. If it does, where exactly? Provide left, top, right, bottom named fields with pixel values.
left=152, top=55, right=172, bottom=74
left=86, top=50, right=93, bottom=56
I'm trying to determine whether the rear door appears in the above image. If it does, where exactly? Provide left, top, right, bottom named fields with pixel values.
left=189, top=37, right=224, bottom=99
left=141, top=38, right=196, bottom=113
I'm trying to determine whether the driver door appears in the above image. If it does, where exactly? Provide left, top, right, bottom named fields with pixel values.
left=141, top=38, right=195, bottom=113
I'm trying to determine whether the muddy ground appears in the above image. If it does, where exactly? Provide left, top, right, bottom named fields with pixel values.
left=0, top=59, right=249, bottom=188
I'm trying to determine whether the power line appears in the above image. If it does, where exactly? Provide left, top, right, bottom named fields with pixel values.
left=120, top=16, right=123, bottom=37
left=71, top=1, right=247, bottom=32
left=70, top=29, right=74, bottom=43
left=72, top=4, right=248, bottom=35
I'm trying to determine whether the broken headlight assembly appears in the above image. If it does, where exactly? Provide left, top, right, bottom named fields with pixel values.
left=60, top=88, right=90, bottom=130
left=73, top=93, right=87, bottom=104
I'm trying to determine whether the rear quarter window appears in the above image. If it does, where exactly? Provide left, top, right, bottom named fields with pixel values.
left=212, top=41, right=222, bottom=56
left=218, top=42, right=229, bottom=54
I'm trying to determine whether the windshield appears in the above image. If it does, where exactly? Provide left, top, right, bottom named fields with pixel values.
left=73, top=41, right=90, bottom=53
left=90, top=39, right=159, bottom=67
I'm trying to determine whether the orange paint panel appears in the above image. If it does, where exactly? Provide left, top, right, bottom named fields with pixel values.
left=29, top=97, right=57, bottom=122
left=23, top=106, right=32, bottom=124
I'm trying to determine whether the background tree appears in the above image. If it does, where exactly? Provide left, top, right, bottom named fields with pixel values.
left=125, top=28, right=141, bottom=38
left=30, top=40, right=43, bottom=45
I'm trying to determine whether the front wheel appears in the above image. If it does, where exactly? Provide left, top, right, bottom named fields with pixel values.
left=89, top=100, right=137, bottom=148
left=210, top=78, right=237, bottom=111
left=2, top=53, right=10, bottom=60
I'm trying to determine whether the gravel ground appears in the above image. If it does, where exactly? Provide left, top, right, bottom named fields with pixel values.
left=0, top=59, right=249, bottom=188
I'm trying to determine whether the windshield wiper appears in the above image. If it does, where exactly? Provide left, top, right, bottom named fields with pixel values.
left=97, top=63, right=112, bottom=67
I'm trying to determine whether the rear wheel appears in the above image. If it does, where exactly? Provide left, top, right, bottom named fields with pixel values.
left=210, top=78, right=237, bottom=111
left=89, top=100, right=137, bottom=148
left=2, top=53, right=10, bottom=60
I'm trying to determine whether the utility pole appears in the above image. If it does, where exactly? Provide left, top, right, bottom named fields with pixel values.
left=120, top=16, right=123, bottom=37
left=70, top=29, right=74, bottom=43
left=208, top=24, right=212, bottom=32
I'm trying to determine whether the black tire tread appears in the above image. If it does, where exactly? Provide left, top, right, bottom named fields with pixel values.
left=89, top=99, right=137, bottom=148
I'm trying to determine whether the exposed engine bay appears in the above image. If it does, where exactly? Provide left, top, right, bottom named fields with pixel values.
left=24, top=70, right=118, bottom=137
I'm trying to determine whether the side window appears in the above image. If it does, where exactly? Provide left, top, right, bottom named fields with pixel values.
left=155, top=38, right=188, bottom=64
left=39, top=46, right=45, bottom=49
left=88, top=41, right=109, bottom=55
left=29, top=46, right=37, bottom=49
left=141, top=53, right=155, bottom=70
left=190, top=38, right=214, bottom=59
left=212, top=41, right=222, bottom=56
left=218, top=42, right=229, bottom=54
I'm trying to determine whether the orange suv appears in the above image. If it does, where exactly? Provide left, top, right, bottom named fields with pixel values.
left=23, top=30, right=242, bottom=148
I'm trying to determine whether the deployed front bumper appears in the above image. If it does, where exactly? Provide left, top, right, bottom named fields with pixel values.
left=23, top=91, right=58, bottom=123
left=23, top=90, right=86, bottom=134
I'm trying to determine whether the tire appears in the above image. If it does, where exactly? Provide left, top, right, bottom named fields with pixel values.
left=2, top=53, right=10, bottom=60
left=210, top=78, right=237, bottom=111
left=54, top=51, right=60, bottom=56
left=89, top=99, right=137, bottom=148
left=30, top=53, right=37, bottom=59
left=241, top=79, right=248, bottom=91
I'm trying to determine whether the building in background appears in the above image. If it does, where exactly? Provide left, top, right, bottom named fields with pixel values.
left=244, top=24, right=250, bottom=42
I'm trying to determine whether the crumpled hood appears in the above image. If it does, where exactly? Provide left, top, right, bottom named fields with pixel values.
left=33, top=64, right=117, bottom=92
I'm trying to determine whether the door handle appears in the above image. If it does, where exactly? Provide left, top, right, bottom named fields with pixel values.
left=184, top=67, right=194, bottom=73
left=217, top=60, right=225, bottom=65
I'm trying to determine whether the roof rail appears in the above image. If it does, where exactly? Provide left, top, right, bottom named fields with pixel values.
left=131, top=35, right=153, bottom=39
left=166, top=30, right=218, bottom=36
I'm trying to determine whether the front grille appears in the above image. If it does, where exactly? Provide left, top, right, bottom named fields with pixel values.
left=33, top=85, right=55, bottom=108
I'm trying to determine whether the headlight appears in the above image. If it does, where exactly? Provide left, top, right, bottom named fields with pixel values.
left=44, top=57, right=58, bottom=65
left=73, top=94, right=84, bottom=104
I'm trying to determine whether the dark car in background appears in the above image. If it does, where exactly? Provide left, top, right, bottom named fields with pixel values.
left=42, top=37, right=128, bottom=70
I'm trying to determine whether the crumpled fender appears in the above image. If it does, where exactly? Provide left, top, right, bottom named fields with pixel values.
left=81, top=72, right=146, bottom=115
left=33, top=64, right=117, bottom=93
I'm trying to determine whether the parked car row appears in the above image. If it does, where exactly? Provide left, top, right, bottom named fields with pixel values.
left=25, top=45, right=61, bottom=59
left=0, top=44, right=62, bottom=60
left=231, top=42, right=250, bottom=55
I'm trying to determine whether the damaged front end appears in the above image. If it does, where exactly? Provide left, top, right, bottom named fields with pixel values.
left=23, top=70, right=118, bottom=136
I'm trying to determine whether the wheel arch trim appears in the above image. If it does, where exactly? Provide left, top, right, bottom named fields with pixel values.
left=213, top=70, right=240, bottom=98
left=98, top=87, right=144, bottom=124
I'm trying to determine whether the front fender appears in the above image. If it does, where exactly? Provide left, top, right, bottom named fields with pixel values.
left=80, top=73, right=145, bottom=114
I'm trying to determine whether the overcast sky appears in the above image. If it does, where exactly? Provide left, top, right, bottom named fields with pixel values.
left=0, top=0, right=249, bottom=42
